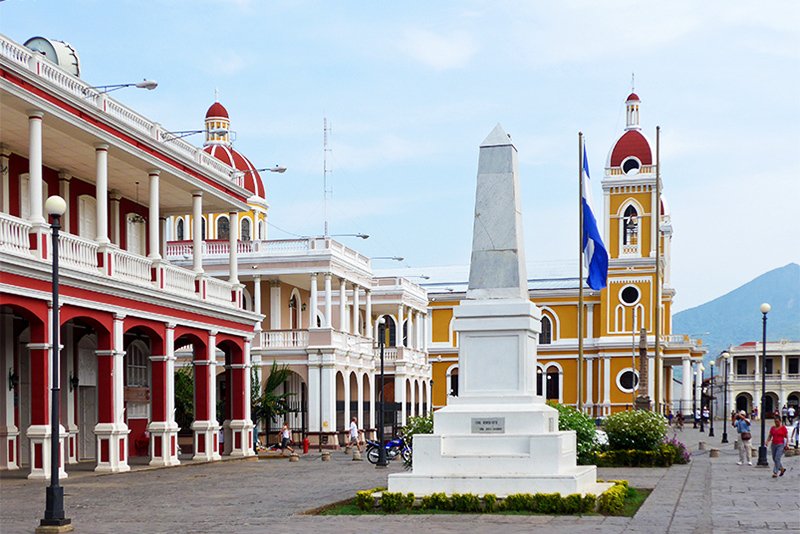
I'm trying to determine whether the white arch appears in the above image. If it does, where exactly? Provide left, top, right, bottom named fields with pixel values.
left=445, top=363, right=459, bottom=397
left=288, top=288, right=302, bottom=329
left=241, top=286, right=253, bottom=311
left=615, top=304, right=625, bottom=333
left=447, top=315, right=456, bottom=347
left=543, top=361, right=563, bottom=403
left=240, top=215, right=253, bottom=241
left=618, top=198, right=644, bottom=257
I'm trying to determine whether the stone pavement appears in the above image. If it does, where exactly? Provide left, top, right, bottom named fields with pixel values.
left=0, top=424, right=797, bottom=533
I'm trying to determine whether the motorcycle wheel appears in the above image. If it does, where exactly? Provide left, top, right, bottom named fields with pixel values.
left=366, top=447, right=380, bottom=464
left=401, top=448, right=412, bottom=463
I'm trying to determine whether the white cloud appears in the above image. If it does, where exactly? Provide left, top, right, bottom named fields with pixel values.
left=398, top=29, right=477, bottom=70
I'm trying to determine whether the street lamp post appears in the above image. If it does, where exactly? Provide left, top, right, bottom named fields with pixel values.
left=757, top=303, right=771, bottom=466
left=692, top=363, right=698, bottom=428
left=709, top=361, right=715, bottom=437
left=39, top=196, right=71, bottom=531
left=721, top=351, right=731, bottom=444
left=376, top=317, right=388, bottom=468
left=699, top=365, right=705, bottom=433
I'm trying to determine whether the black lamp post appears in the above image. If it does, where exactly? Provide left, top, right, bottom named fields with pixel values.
left=699, top=364, right=705, bottom=433
left=375, top=317, right=388, bottom=468
left=39, top=195, right=71, bottom=530
left=721, top=351, right=730, bottom=444
left=757, top=303, right=771, bottom=466
left=708, top=361, right=715, bottom=437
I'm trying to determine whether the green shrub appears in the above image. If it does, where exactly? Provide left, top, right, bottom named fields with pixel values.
left=355, top=490, right=374, bottom=511
left=562, top=494, right=583, bottom=514
left=400, top=414, right=433, bottom=447
left=504, top=493, right=535, bottom=512
left=483, top=493, right=498, bottom=513
left=589, top=448, right=674, bottom=467
left=420, top=492, right=450, bottom=510
left=582, top=494, right=597, bottom=513
left=533, top=493, right=563, bottom=514
left=380, top=492, right=409, bottom=513
left=597, top=482, right=628, bottom=515
left=450, top=493, right=481, bottom=513
left=604, top=410, right=667, bottom=451
left=547, top=401, right=599, bottom=463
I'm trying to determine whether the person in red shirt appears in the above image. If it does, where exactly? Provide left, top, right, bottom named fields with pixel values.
left=766, top=416, right=788, bottom=477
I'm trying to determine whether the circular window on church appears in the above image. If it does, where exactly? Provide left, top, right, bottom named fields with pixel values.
left=620, top=285, right=640, bottom=306
left=616, top=368, right=640, bottom=393
left=622, top=157, right=641, bottom=175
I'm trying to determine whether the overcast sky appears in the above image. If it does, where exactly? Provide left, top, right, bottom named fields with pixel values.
left=3, top=1, right=798, bottom=311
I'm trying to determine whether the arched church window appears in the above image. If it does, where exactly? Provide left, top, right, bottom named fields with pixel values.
left=539, top=316, right=552, bottom=345
left=176, top=219, right=184, bottom=241
left=546, top=370, right=560, bottom=400
left=241, top=218, right=251, bottom=242
left=217, top=216, right=229, bottom=240
left=536, top=367, right=543, bottom=396
left=449, top=368, right=459, bottom=397
left=623, top=205, right=638, bottom=245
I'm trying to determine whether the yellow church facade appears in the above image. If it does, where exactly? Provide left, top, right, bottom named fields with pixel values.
left=423, top=92, right=705, bottom=416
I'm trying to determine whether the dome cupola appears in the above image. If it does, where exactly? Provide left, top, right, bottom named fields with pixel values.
left=204, top=101, right=231, bottom=146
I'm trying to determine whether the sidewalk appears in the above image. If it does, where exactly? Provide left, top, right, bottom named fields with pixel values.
left=0, top=424, right=796, bottom=533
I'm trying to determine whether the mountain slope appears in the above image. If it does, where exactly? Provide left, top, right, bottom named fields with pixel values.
left=673, top=263, right=800, bottom=363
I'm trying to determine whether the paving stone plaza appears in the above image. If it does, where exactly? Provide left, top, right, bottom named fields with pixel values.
left=0, top=425, right=797, bottom=533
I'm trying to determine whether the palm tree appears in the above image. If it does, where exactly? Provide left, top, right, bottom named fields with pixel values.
left=252, top=361, right=294, bottom=446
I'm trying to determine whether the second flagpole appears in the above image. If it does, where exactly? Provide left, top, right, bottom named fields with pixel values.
left=577, top=132, right=584, bottom=413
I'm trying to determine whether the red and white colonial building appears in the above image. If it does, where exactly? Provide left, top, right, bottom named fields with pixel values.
left=0, top=34, right=260, bottom=478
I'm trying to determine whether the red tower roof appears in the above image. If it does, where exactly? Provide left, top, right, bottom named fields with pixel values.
left=609, top=130, right=652, bottom=167
left=626, top=92, right=640, bottom=102
left=205, top=102, right=229, bottom=119
left=204, top=144, right=264, bottom=198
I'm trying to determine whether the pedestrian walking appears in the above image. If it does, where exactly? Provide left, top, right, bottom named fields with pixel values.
left=733, top=410, right=753, bottom=466
left=279, top=422, right=294, bottom=456
left=675, top=413, right=684, bottom=431
left=789, top=405, right=796, bottom=425
left=765, top=416, right=788, bottom=477
left=348, top=417, right=364, bottom=452
left=781, top=405, right=788, bottom=424
left=791, top=418, right=800, bottom=449
left=702, top=406, right=709, bottom=423
left=667, top=410, right=674, bottom=426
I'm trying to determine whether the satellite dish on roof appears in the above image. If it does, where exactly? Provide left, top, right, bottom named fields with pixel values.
left=23, top=36, right=81, bottom=77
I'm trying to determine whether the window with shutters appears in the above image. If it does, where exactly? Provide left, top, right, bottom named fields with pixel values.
left=78, top=195, right=97, bottom=239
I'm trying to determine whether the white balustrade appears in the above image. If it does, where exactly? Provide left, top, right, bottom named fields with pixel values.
left=162, top=263, right=197, bottom=297
left=621, top=244, right=639, bottom=256
left=165, top=241, right=193, bottom=257
left=205, top=240, right=229, bottom=255
left=0, top=213, right=32, bottom=256
left=205, top=276, right=233, bottom=305
left=260, top=330, right=309, bottom=349
left=381, top=348, right=399, bottom=361
left=111, top=248, right=152, bottom=286
left=59, top=233, right=99, bottom=272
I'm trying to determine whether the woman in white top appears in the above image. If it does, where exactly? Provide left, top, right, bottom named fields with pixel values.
left=280, top=422, right=294, bottom=456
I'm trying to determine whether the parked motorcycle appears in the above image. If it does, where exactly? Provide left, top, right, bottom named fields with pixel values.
left=365, top=437, right=411, bottom=464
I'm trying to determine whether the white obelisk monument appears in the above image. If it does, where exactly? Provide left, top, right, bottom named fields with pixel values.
left=389, top=125, right=609, bottom=496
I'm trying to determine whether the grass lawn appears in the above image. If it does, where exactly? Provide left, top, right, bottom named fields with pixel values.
left=317, top=488, right=652, bottom=517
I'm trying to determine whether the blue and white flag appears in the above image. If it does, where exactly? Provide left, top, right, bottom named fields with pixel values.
left=582, top=145, right=608, bottom=290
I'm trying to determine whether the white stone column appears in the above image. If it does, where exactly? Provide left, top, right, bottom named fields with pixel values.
left=397, top=305, right=405, bottom=347
left=603, top=356, right=611, bottom=415
left=228, top=339, right=255, bottom=457
left=365, top=290, right=373, bottom=339
left=352, top=284, right=360, bottom=335
left=408, top=311, right=415, bottom=349
left=0, top=311, right=19, bottom=470
left=585, top=356, right=594, bottom=411
left=396, top=376, right=407, bottom=426
left=424, top=313, right=430, bottom=351
left=94, top=143, right=110, bottom=244
left=357, top=374, right=364, bottom=431
left=109, top=191, right=121, bottom=246
left=95, top=315, right=130, bottom=473
left=320, top=362, right=336, bottom=439
left=343, top=372, right=351, bottom=435
left=0, top=145, right=10, bottom=213
left=165, top=324, right=179, bottom=464
left=270, top=281, right=281, bottom=329
left=324, top=274, right=333, bottom=328
left=192, top=191, right=203, bottom=273
left=410, top=380, right=416, bottom=417
left=681, top=357, right=692, bottom=417
left=27, top=111, right=45, bottom=224
left=694, top=363, right=702, bottom=415
left=308, top=363, right=321, bottom=433
left=368, top=374, right=376, bottom=432
left=58, top=171, right=71, bottom=232
left=148, top=170, right=161, bottom=259
left=586, top=304, right=594, bottom=339
left=648, top=354, right=655, bottom=400
left=309, top=273, right=318, bottom=328
left=253, top=276, right=262, bottom=332
left=228, top=211, right=238, bottom=283
left=339, top=278, right=347, bottom=331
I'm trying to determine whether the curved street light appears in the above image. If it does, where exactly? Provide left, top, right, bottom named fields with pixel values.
left=85, top=79, right=158, bottom=94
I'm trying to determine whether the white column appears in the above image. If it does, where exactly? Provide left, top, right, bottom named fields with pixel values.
left=308, top=363, right=321, bottom=433
left=357, top=374, right=364, bottom=431
left=109, top=191, right=121, bottom=246
left=586, top=304, right=594, bottom=339
left=0, top=311, right=19, bottom=470
left=339, top=278, right=347, bottom=331
left=397, top=305, right=405, bottom=347
left=238, top=339, right=254, bottom=457
left=648, top=354, right=655, bottom=400
left=424, top=313, right=431, bottom=351
left=410, top=380, right=416, bottom=417
left=253, top=276, right=262, bottom=332
left=0, top=145, right=10, bottom=213
left=148, top=170, right=161, bottom=259
left=352, top=284, right=360, bottom=335
left=586, top=356, right=594, bottom=410
left=681, top=357, right=692, bottom=417
left=408, top=311, right=415, bottom=349
left=694, top=364, right=702, bottom=414
left=270, top=281, right=281, bottom=329
left=27, top=111, right=45, bottom=224
left=58, top=171, right=71, bottom=232
left=192, top=191, right=203, bottom=273
left=603, top=356, right=611, bottom=415
left=365, top=290, right=373, bottom=339
left=396, top=376, right=407, bottom=426
left=228, top=211, right=238, bottom=283
left=94, top=143, right=110, bottom=244
left=95, top=315, right=131, bottom=473
left=309, top=273, right=318, bottom=328
left=320, top=363, right=336, bottom=439
left=324, top=274, right=332, bottom=328
left=343, top=373, right=351, bottom=437
left=368, top=374, right=376, bottom=431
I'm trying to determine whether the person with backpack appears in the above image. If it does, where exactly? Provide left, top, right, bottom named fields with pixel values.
left=733, top=411, right=753, bottom=466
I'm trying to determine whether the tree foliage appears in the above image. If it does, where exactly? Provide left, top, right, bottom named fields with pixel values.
left=174, top=367, right=194, bottom=432
left=547, top=401, right=598, bottom=463
left=251, top=361, right=294, bottom=431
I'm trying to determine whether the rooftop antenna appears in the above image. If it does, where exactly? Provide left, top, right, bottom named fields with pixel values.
left=323, top=117, right=333, bottom=237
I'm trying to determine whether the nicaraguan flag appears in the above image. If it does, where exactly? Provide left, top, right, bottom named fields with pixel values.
left=582, top=145, right=608, bottom=290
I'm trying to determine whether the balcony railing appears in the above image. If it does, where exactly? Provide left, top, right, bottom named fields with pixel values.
left=0, top=33, right=242, bottom=189
left=205, top=276, right=233, bottom=306
left=162, top=263, right=198, bottom=298
left=260, top=330, right=310, bottom=350
left=0, top=213, right=32, bottom=256
left=59, top=232, right=99, bottom=272
left=111, top=247, right=152, bottom=286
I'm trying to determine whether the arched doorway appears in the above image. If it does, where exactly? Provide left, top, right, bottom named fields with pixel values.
left=763, top=392, right=779, bottom=418
left=736, top=392, right=753, bottom=414
left=335, top=371, right=346, bottom=444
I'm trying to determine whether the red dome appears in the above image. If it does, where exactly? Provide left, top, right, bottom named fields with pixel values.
left=610, top=130, right=652, bottom=167
left=626, top=92, right=640, bottom=102
left=204, top=144, right=264, bottom=198
left=205, top=102, right=229, bottom=119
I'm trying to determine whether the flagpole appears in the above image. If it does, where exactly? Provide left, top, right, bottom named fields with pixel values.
left=654, top=125, right=662, bottom=414
left=578, top=132, right=584, bottom=413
